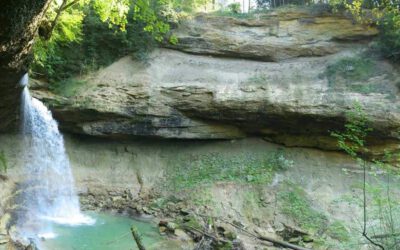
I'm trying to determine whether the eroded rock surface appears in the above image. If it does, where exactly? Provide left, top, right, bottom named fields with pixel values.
left=166, top=9, right=378, bottom=61
left=29, top=10, right=399, bottom=156
left=33, top=46, right=400, bottom=157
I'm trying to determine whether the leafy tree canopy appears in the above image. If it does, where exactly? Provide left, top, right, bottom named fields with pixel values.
left=328, top=0, right=400, bottom=61
left=31, top=0, right=208, bottom=81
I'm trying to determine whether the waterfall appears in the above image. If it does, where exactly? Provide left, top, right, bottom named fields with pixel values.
left=17, top=80, right=93, bottom=242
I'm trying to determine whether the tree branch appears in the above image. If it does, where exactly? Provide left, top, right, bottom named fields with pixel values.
left=60, top=0, right=80, bottom=11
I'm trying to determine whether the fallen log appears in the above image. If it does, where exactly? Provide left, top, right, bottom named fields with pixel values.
left=194, top=212, right=311, bottom=250
left=257, top=234, right=311, bottom=250
left=131, top=226, right=146, bottom=250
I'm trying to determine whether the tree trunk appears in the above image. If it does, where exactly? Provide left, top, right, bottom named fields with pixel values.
left=0, top=0, right=52, bottom=132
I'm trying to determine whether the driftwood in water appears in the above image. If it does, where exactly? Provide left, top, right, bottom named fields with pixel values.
left=131, top=226, right=146, bottom=250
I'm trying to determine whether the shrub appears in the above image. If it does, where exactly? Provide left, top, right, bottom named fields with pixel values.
left=227, top=3, right=241, bottom=14
left=377, top=12, right=400, bottom=63
left=325, top=56, right=375, bottom=86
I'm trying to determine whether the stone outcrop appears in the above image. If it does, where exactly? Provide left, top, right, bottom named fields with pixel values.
left=0, top=0, right=52, bottom=132
left=30, top=10, right=399, bottom=157
left=166, top=9, right=378, bottom=61
left=33, top=47, right=400, bottom=157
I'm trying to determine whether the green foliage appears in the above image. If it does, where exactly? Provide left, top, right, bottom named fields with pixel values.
left=167, top=151, right=293, bottom=190
left=377, top=11, right=400, bottom=63
left=326, top=220, right=350, bottom=241
left=0, top=151, right=8, bottom=174
left=32, top=3, right=157, bottom=82
left=50, top=79, right=87, bottom=97
left=325, top=57, right=375, bottom=86
left=278, top=183, right=328, bottom=233
left=331, top=103, right=372, bottom=158
left=172, top=0, right=212, bottom=12
left=327, top=0, right=400, bottom=63
left=340, top=180, right=400, bottom=249
left=31, top=0, right=181, bottom=82
left=366, top=182, right=400, bottom=249
left=227, top=3, right=241, bottom=14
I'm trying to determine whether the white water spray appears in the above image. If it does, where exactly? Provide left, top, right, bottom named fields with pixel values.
left=17, top=77, right=93, bottom=242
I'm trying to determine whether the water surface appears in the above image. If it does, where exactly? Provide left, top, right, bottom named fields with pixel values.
left=41, top=212, right=174, bottom=250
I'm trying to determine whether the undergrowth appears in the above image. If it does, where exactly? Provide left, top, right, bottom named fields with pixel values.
left=49, top=79, right=87, bottom=97
left=325, top=56, right=375, bottom=86
left=278, top=183, right=328, bottom=233
left=167, top=151, right=293, bottom=190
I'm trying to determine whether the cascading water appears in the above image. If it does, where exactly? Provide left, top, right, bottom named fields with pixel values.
left=16, top=75, right=93, bottom=244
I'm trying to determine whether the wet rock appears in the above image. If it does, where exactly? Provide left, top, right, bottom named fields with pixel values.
left=179, top=208, right=190, bottom=216
left=142, top=206, right=151, bottom=214
left=166, top=222, right=178, bottom=232
left=159, top=226, right=167, bottom=235
left=254, top=228, right=279, bottom=241
left=174, top=229, right=192, bottom=241
left=288, top=236, right=301, bottom=243
left=217, top=223, right=237, bottom=240
left=302, top=235, right=314, bottom=243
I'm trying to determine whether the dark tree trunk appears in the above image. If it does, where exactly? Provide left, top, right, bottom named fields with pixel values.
left=0, top=0, right=52, bottom=132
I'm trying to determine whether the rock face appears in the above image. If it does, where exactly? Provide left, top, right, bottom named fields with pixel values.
left=166, top=9, right=378, bottom=61
left=0, top=0, right=52, bottom=132
left=32, top=10, right=400, bottom=157
left=2, top=134, right=398, bottom=249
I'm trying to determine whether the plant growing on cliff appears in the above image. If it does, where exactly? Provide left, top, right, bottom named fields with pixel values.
left=0, top=151, right=7, bottom=174
left=331, top=103, right=400, bottom=250
left=331, top=102, right=372, bottom=158
left=328, top=0, right=400, bottom=63
left=325, top=57, right=375, bottom=87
